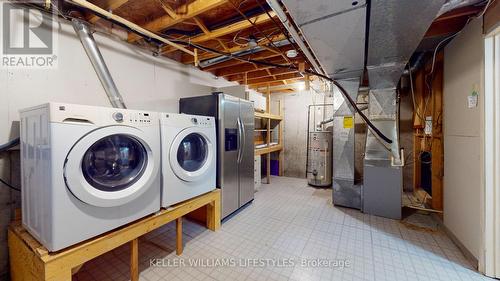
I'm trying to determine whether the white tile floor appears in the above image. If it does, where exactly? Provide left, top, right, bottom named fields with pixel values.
left=73, top=176, right=493, bottom=281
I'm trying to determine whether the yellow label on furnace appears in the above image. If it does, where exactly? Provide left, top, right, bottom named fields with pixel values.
left=343, top=116, right=354, bottom=129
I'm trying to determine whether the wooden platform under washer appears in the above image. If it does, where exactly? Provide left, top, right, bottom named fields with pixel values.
left=8, top=189, right=221, bottom=281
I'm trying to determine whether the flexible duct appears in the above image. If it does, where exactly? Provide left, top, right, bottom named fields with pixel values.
left=72, top=19, right=126, bottom=109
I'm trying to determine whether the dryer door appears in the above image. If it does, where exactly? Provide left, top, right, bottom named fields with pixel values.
left=64, top=126, right=157, bottom=207
left=170, top=127, right=214, bottom=182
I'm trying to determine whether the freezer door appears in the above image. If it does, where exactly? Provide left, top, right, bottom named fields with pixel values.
left=220, top=95, right=241, bottom=218
left=238, top=99, right=255, bottom=207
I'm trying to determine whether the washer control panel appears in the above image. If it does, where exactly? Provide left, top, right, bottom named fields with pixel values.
left=112, top=111, right=152, bottom=124
left=192, top=116, right=213, bottom=126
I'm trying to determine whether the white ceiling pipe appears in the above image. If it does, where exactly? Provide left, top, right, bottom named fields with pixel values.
left=266, top=0, right=326, bottom=76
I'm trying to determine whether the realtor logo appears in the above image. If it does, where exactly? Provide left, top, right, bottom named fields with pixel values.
left=1, top=1, right=58, bottom=68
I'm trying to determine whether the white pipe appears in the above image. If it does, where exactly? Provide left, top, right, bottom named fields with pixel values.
left=266, top=0, right=326, bottom=76
left=68, top=0, right=194, bottom=56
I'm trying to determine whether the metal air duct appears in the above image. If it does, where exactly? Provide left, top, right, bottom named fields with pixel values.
left=72, top=19, right=126, bottom=109
left=331, top=78, right=362, bottom=209
left=363, top=0, right=445, bottom=219
left=266, top=0, right=326, bottom=75
left=280, top=0, right=367, bottom=80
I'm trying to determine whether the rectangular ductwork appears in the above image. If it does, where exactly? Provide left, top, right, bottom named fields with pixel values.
left=281, top=0, right=367, bottom=80
left=332, top=78, right=362, bottom=209
left=363, top=0, right=445, bottom=219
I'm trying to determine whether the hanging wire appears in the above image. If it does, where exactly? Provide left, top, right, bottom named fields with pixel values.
left=228, top=0, right=296, bottom=67
left=25, top=0, right=394, bottom=144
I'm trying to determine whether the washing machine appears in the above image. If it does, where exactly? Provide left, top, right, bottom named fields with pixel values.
left=20, top=103, right=161, bottom=251
left=160, top=113, right=216, bottom=207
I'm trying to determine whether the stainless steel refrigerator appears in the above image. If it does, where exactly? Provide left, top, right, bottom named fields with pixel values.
left=180, top=93, right=254, bottom=219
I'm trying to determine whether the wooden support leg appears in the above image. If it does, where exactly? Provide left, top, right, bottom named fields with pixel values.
left=176, top=217, right=183, bottom=255
left=206, top=196, right=221, bottom=231
left=130, top=239, right=139, bottom=281
left=266, top=153, right=271, bottom=184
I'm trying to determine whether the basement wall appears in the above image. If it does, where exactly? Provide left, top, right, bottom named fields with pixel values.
left=0, top=13, right=234, bottom=279
left=443, top=18, right=484, bottom=261
left=272, top=90, right=332, bottom=178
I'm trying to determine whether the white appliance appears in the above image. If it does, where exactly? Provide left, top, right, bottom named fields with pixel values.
left=254, top=156, right=261, bottom=191
left=20, top=103, right=161, bottom=251
left=160, top=113, right=216, bottom=207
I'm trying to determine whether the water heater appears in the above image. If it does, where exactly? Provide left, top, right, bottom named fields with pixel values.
left=307, top=131, right=333, bottom=187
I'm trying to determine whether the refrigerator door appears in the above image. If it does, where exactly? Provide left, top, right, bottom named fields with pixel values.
left=238, top=99, right=255, bottom=207
left=220, top=95, right=241, bottom=218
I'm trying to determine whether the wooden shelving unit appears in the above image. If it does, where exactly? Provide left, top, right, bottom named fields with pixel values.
left=254, top=112, right=283, bottom=121
left=255, top=144, right=283, bottom=156
left=254, top=88, right=284, bottom=184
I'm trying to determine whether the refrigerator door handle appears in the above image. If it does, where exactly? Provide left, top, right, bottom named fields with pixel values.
left=237, top=118, right=243, bottom=163
left=241, top=120, right=246, bottom=162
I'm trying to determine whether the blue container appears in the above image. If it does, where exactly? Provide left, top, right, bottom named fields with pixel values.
left=270, top=160, right=279, bottom=176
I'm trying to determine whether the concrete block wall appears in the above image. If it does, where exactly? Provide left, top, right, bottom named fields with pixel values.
left=272, top=90, right=332, bottom=178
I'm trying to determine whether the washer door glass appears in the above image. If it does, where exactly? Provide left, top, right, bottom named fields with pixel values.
left=176, top=133, right=208, bottom=172
left=82, top=134, right=147, bottom=192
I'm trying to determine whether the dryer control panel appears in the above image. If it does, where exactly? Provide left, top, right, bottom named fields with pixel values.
left=124, top=112, right=152, bottom=124
left=161, top=113, right=214, bottom=128
left=190, top=116, right=213, bottom=127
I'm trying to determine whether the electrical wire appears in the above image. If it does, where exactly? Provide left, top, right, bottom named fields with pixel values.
left=228, top=0, right=295, bottom=67
left=46, top=0, right=393, bottom=144
left=428, top=0, right=493, bottom=76
left=409, top=65, right=423, bottom=121
left=178, top=39, right=392, bottom=142
left=0, top=177, right=21, bottom=192
left=478, top=0, right=495, bottom=18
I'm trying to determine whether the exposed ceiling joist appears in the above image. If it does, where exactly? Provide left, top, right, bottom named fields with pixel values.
left=82, top=0, right=309, bottom=87
left=247, top=72, right=303, bottom=86
left=434, top=5, right=482, bottom=22
left=193, top=16, right=229, bottom=51
left=199, top=45, right=295, bottom=71
left=228, top=68, right=298, bottom=82
left=158, top=1, right=178, bottom=19
left=182, top=33, right=287, bottom=64
left=424, top=5, right=483, bottom=38
left=88, top=0, right=129, bottom=23
left=254, top=83, right=301, bottom=92
left=162, top=11, right=276, bottom=53
left=250, top=80, right=292, bottom=88
left=424, top=18, right=467, bottom=38
left=128, top=0, right=227, bottom=42
left=267, top=88, right=296, bottom=94
left=214, top=57, right=303, bottom=77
